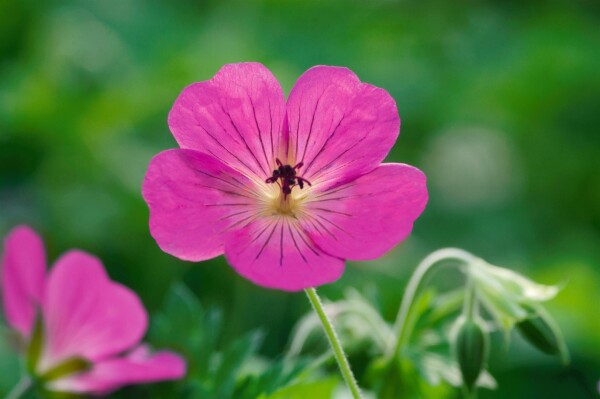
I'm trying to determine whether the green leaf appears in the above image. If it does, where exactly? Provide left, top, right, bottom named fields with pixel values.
left=147, top=283, right=343, bottom=399
left=149, top=283, right=222, bottom=378
left=234, top=356, right=317, bottom=399
left=415, top=351, right=496, bottom=390
left=288, top=288, right=392, bottom=357
left=259, top=377, right=339, bottom=399
left=212, top=330, right=264, bottom=398
left=0, top=322, right=20, bottom=395
left=422, top=289, right=465, bottom=328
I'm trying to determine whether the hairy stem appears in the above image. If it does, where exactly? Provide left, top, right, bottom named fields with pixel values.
left=389, top=248, right=478, bottom=358
left=305, top=287, right=363, bottom=399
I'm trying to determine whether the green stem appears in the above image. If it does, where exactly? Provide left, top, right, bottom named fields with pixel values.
left=463, top=274, right=477, bottom=322
left=6, top=375, right=32, bottom=399
left=388, top=248, right=478, bottom=358
left=305, top=288, right=363, bottom=399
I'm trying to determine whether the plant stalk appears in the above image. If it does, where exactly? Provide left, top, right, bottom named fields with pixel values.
left=389, top=247, right=478, bottom=358
left=463, top=273, right=478, bottom=322
left=305, top=287, right=363, bottom=399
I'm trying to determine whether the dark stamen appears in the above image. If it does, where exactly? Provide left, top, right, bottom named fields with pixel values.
left=265, top=158, right=312, bottom=198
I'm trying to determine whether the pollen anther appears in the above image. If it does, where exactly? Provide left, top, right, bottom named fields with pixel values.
left=265, top=159, right=312, bottom=199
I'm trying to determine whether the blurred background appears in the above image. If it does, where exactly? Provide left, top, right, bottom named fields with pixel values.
left=0, top=0, right=599, bottom=397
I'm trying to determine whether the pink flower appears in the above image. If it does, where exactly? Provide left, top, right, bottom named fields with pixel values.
left=0, top=226, right=186, bottom=395
left=143, top=63, right=428, bottom=291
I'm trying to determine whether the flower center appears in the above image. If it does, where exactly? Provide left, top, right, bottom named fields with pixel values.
left=265, top=159, right=312, bottom=200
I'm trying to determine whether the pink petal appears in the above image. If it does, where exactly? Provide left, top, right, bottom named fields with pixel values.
left=302, top=164, right=428, bottom=261
left=40, top=251, right=147, bottom=369
left=1, top=225, right=46, bottom=338
left=142, top=149, right=262, bottom=262
left=286, top=66, right=400, bottom=190
left=168, top=62, right=286, bottom=180
left=48, top=346, right=186, bottom=395
left=224, top=217, right=345, bottom=291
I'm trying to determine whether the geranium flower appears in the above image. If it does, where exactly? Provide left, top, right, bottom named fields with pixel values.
left=143, top=63, right=428, bottom=291
left=1, top=226, right=186, bottom=395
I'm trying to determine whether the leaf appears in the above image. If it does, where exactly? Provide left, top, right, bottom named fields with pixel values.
left=235, top=356, right=324, bottom=399
left=145, top=283, right=223, bottom=398
left=400, top=288, right=437, bottom=349
left=212, top=330, right=264, bottom=398
left=149, top=283, right=222, bottom=378
left=259, top=377, right=339, bottom=399
left=0, top=323, right=22, bottom=395
left=411, top=351, right=497, bottom=390
left=424, top=289, right=465, bottom=327
left=146, top=285, right=346, bottom=399
left=288, top=288, right=392, bottom=357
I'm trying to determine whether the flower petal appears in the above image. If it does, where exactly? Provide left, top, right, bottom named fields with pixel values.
left=48, top=346, right=186, bottom=395
left=40, top=251, right=147, bottom=369
left=143, top=149, right=263, bottom=262
left=302, top=163, right=428, bottom=261
left=224, top=217, right=345, bottom=291
left=285, top=66, right=400, bottom=189
left=168, top=62, right=286, bottom=180
left=1, top=225, right=46, bottom=338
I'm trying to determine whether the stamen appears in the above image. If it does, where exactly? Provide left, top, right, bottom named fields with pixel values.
left=265, top=159, right=312, bottom=198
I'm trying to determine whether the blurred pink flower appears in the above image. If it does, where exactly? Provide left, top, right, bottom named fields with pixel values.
left=143, top=63, right=428, bottom=291
left=0, top=226, right=186, bottom=395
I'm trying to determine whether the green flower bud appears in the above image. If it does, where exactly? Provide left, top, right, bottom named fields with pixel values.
left=468, top=259, right=560, bottom=332
left=517, top=316, right=558, bottom=355
left=454, top=317, right=489, bottom=392
left=516, top=304, right=569, bottom=363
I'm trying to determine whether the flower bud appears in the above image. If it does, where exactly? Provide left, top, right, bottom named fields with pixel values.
left=454, top=317, right=489, bottom=392
left=468, top=259, right=560, bottom=332
left=516, top=305, right=564, bottom=359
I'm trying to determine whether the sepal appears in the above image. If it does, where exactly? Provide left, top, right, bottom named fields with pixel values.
left=40, top=357, right=92, bottom=382
left=25, top=315, right=44, bottom=375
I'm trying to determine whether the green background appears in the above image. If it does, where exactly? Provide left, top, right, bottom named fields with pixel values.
left=1, top=0, right=599, bottom=397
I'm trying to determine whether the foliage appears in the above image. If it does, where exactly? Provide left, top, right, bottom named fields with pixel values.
left=288, top=250, right=569, bottom=399
left=109, top=284, right=339, bottom=399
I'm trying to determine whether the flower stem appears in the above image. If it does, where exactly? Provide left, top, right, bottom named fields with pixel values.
left=6, top=375, right=32, bottom=399
left=388, top=248, right=478, bottom=359
left=305, top=287, right=363, bottom=399
left=463, top=274, right=477, bottom=322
